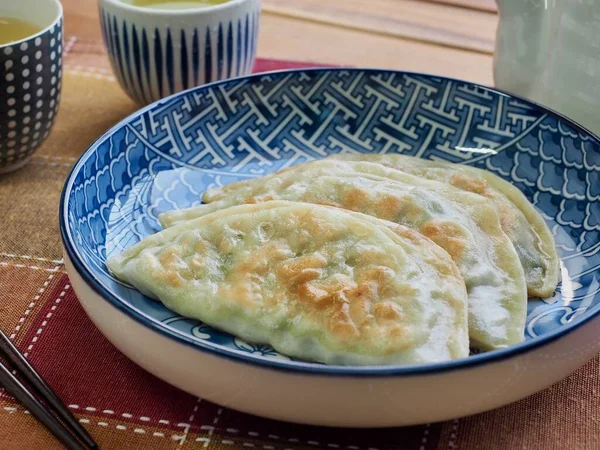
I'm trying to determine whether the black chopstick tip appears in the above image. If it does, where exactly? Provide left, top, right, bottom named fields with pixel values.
left=0, top=328, right=98, bottom=449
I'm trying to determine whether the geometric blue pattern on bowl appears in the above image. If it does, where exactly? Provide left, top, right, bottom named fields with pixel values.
left=61, top=69, right=600, bottom=371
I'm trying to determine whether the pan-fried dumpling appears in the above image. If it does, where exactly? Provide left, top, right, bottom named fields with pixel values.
left=159, top=161, right=528, bottom=350
left=107, top=201, right=469, bottom=365
left=327, top=153, right=559, bottom=298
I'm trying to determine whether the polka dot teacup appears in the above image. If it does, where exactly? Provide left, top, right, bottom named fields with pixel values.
left=0, top=0, right=63, bottom=174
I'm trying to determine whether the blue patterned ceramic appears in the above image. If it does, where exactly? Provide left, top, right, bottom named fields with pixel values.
left=0, top=0, right=62, bottom=174
left=99, top=0, right=260, bottom=105
left=60, top=69, right=600, bottom=426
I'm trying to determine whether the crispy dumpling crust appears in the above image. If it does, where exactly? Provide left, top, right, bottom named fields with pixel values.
left=202, top=154, right=558, bottom=298
left=160, top=160, right=528, bottom=350
left=107, top=202, right=469, bottom=366
left=328, top=153, right=560, bottom=298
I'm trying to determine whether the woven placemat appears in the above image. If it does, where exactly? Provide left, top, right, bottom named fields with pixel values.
left=0, top=37, right=598, bottom=450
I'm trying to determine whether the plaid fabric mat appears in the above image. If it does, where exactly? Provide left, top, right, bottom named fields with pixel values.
left=0, top=37, right=599, bottom=450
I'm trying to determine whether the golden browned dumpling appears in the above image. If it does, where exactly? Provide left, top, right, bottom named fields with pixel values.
left=107, top=202, right=469, bottom=365
left=327, top=153, right=559, bottom=298
left=159, top=161, right=528, bottom=350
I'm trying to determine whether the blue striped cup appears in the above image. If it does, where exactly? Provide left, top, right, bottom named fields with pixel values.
left=98, top=0, right=260, bottom=105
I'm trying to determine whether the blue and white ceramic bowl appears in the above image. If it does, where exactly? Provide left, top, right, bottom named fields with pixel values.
left=0, top=0, right=62, bottom=174
left=99, top=0, right=260, bottom=105
left=60, top=69, right=600, bottom=427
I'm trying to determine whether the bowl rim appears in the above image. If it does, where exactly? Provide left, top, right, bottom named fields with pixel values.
left=60, top=67, right=600, bottom=377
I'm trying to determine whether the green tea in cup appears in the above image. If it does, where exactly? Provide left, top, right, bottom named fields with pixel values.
left=0, top=17, right=42, bottom=45
left=131, top=0, right=230, bottom=9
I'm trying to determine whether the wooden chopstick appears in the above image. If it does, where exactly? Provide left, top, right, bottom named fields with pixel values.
left=0, top=329, right=97, bottom=449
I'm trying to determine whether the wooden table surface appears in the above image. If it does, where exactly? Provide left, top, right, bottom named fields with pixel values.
left=62, top=0, right=498, bottom=86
